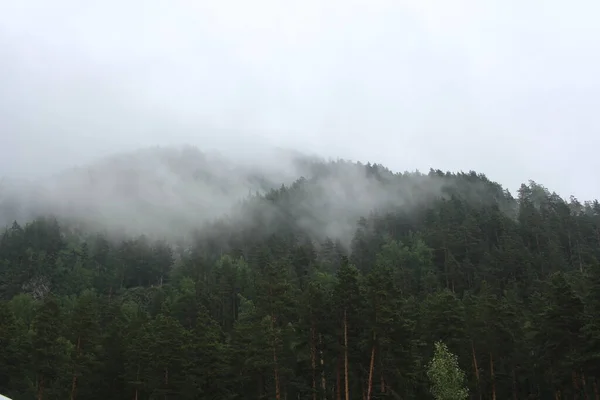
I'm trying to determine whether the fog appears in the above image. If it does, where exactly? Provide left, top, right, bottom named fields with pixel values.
left=1, top=0, right=599, bottom=240
left=0, top=144, right=497, bottom=247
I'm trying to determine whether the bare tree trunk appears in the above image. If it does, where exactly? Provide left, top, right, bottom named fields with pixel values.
left=164, top=367, right=169, bottom=400
left=70, top=374, right=78, bottom=400
left=593, top=378, right=599, bottom=400
left=490, top=352, right=496, bottom=400
left=581, top=372, right=589, bottom=400
left=134, top=365, right=140, bottom=400
left=471, top=341, right=481, bottom=400
left=319, top=333, right=327, bottom=399
left=367, top=333, right=376, bottom=400
left=379, top=354, right=386, bottom=394
left=37, top=375, right=45, bottom=400
left=274, top=338, right=281, bottom=400
left=311, top=322, right=317, bottom=400
left=577, top=240, right=583, bottom=273
left=233, top=290, right=237, bottom=322
left=344, top=309, right=349, bottom=400
left=444, top=245, right=449, bottom=289
left=336, top=356, right=342, bottom=400
left=573, top=370, right=579, bottom=400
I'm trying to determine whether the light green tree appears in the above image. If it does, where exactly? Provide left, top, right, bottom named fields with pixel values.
left=427, top=341, right=468, bottom=400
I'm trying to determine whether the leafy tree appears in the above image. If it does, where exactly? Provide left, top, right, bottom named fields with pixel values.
left=427, top=341, right=468, bottom=400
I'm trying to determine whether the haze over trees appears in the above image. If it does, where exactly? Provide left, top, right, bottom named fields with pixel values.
left=1, top=147, right=600, bottom=400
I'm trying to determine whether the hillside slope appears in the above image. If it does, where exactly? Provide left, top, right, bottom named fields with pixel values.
left=1, top=148, right=600, bottom=400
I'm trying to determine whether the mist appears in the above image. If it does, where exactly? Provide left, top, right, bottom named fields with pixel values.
left=0, top=145, right=299, bottom=235
left=1, top=0, right=600, bottom=240
left=0, top=144, right=447, bottom=247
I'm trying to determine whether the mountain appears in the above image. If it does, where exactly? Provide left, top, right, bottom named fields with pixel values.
left=1, top=147, right=600, bottom=400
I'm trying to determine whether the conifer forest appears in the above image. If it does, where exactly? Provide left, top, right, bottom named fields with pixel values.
left=1, top=156, right=600, bottom=400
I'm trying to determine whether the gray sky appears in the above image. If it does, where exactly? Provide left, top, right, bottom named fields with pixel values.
left=1, top=0, right=599, bottom=200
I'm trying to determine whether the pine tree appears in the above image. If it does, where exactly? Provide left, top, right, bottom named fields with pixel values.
left=0, top=302, right=24, bottom=396
left=68, top=290, right=101, bottom=400
left=32, top=295, right=69, bottom=400
left=333, top=259, right=364, bottom=400
left=230, top=295, right=272, bottom=399
left=184, top=304, right=232, bottom=399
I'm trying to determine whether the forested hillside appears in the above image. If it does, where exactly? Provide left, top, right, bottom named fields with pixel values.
left=1, top=156, right=600, bottom=400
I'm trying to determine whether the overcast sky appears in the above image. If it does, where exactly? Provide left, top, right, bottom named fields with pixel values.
left=1, top=0, right=599, bottom=200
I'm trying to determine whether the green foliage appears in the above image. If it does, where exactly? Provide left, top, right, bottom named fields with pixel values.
left=427, top=341, right=468, bottom=400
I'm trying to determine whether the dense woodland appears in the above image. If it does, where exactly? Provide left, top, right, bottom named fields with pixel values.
left=1, top=160, right=600, bottom=400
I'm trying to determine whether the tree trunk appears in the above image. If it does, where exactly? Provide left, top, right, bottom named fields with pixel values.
left=70, top=336, right=82, bottom=400
left=311, top=322, right=317, bottom=400
left=134, top=365, right=140, bottom=400
left=593, top=379, right=599, bottom=400
left=70, top=374, right=78, bottom=400
left=164, top=367, right=169, bottom=400
left=444, top=245, right=450, bottom=289
left=319, top=333, right=327, bottom=399
left=577, top=240, right=583, bottom=273
left=344, top=309, right=349, bottom=400
left=269, top=310, right=281, bottom=400
left=379, top=353, right=386, bottom=394
left=336, top=356, right=342, bottom=400
left=233, top=290, right=237, bottom=322
left=37, top=375, right=45, bottom=400
left=573, top=370, right=580, bottom=400
left=471, top=341, right=481, bottom=400
left=490, top=352, right=496, bottom=400
left=512, top=367, right=518, bottom=400
left=367, top=333, right=376, bottom=400
left=274, top=338, right=281, bottom=400
left=581, top=372, right=589, bottom=400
